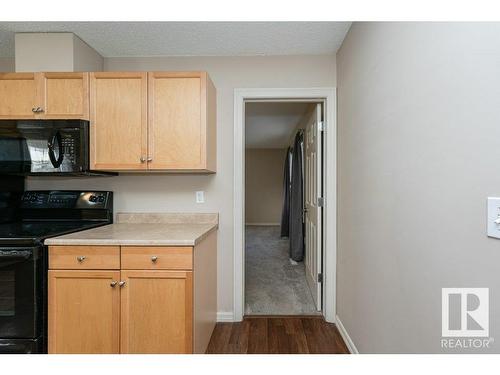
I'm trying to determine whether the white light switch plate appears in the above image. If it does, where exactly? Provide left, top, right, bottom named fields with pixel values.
left=487, top=197, right=500, bottom=239
left=196, top=191, right=205, bottom=203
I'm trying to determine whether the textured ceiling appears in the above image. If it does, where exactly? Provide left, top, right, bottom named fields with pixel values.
left=245, top=102, right=313, bottom=149
left=0, top=22, right=351, bottom=57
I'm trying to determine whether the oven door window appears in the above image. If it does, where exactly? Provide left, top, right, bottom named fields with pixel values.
left=0, top=247, right=42, bottom=339
left=0, top=270, right=15, bottom=316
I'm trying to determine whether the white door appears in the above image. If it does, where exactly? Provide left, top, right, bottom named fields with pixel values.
left=304, top=103, right=323, bottom=311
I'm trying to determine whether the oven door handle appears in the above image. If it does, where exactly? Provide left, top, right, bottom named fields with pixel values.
left=48, top=131, right=64, bottom=168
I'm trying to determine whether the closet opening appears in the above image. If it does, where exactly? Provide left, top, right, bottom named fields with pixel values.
left=244, top=100, right=324, bottom=316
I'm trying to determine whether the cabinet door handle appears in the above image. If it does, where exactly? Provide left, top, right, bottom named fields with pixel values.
left=110, top=281, right=118, bottom=288
left=77, top=256, right=86, bottom=262
left=119, top=281, right=126, bottom=287
left=151, top=256, right=158, bottom=263
left=147, top=157, right=153, bottom=162
left=140, top=157, right=146, bottom=163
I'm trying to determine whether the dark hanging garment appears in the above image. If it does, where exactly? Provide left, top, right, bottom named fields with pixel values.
left=289, top=131, right=304, bottom=262
left=280, top=147, right=291, bottom=237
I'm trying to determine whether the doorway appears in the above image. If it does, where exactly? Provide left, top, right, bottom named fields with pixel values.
left=233, top=88, right=337, bottom=323
left=244, top=102, right=322, bottom=315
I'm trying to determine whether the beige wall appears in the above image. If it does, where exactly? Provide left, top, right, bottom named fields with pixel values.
left=73, top=34, right=104, bottom=72
left=337, top=22, right=500, bottom=353
left=245, top=148, right=286, bottom=225
left=0, top=57, right=14, bottom=72
left=14, top=33, right=103, bottom=72
left=27, top=55, right=336, bottom=315
left=15, top=33, right=74, bottom=72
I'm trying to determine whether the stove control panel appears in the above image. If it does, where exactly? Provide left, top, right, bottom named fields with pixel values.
left=21, top=191, right=112, bottom=209
left=77, top=192, right=110, bottom=208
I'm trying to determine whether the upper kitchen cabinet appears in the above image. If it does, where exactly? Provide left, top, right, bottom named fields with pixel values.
left=0, top=73, right=38, bottom=119
left=148, top=72, right=216, bottom=172
left=0, top=72, right=89, bottom=120
left=90, top=72, right=148, bottom=171
left=39, top=73, right=89, bottom=119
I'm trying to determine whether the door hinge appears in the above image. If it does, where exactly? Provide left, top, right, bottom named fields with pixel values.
left=318, top=121, right=325, bottom=132
left=317, top=197, right=325, bottom=207
left=317, top=273, right=323, bottom=283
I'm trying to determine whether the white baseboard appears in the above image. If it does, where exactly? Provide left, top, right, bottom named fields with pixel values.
left=335, top=315, right=359, bottom=354
left=217, top=311, right=235, bottom=322
left=245, top=223, right=280, bottom=226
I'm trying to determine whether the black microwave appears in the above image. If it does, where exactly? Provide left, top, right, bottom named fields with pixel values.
left=0, top=120, right=115, bottom=176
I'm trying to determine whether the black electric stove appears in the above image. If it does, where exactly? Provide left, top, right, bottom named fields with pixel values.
left=0, top=184, right=113, bottom=354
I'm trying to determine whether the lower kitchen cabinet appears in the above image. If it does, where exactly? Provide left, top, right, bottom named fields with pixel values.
left=47, top=230, right=217, bottom=354
left=48, top=270, right=121, bottom=354
left=120, top=270, right=193, bottom=354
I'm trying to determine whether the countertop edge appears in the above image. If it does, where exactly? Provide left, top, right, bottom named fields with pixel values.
left=44, top=223, right=218, bottom=247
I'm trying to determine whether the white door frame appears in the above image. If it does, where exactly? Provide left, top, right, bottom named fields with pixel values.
left=233, top=87, right=337, bottom=323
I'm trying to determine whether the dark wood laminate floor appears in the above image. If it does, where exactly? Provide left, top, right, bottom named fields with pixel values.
left=206, top=316, right=350, bottom=354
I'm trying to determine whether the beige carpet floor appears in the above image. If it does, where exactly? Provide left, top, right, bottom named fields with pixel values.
left=244, top=225, right=320, bottom=315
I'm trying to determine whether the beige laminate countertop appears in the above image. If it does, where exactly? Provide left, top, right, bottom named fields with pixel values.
left=44, top=213, right=218, bottom=246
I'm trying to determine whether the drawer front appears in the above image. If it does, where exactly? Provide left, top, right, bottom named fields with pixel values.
left=49, top=246, right=120, bottom=270
left=121, top=247, right=193, bottom=270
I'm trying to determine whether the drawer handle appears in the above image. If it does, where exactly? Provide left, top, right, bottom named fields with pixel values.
left=110, top=281, right=117, bottom=288
left=151, top=256, right=158, bottom=263
left=119, top=281, right=126, bottom=288
left=77, top=256, right=86, bottom=262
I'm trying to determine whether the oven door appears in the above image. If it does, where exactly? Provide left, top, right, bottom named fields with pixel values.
left=0, top=120, right=88, bottom=174
left=0, top=246, right=42, bottom=339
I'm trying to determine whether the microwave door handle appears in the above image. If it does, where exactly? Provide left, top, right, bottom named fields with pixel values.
left=48, top=131, right=64, bottom=168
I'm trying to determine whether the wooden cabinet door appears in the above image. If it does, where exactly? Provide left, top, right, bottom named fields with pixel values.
left=39, top=72, right=89, bottom=119
left=48, top=270, right=121, bottom=354
left=90, top=72, right=148, bottom=170
left=0, top=73, right=37, bottom=119
left=120, top=270, right=193, bottom=354
left=148, top=72, right=205, bottom=170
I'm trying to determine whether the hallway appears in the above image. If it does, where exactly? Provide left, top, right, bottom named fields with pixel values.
left=245, top=225, right=319, bottom=315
